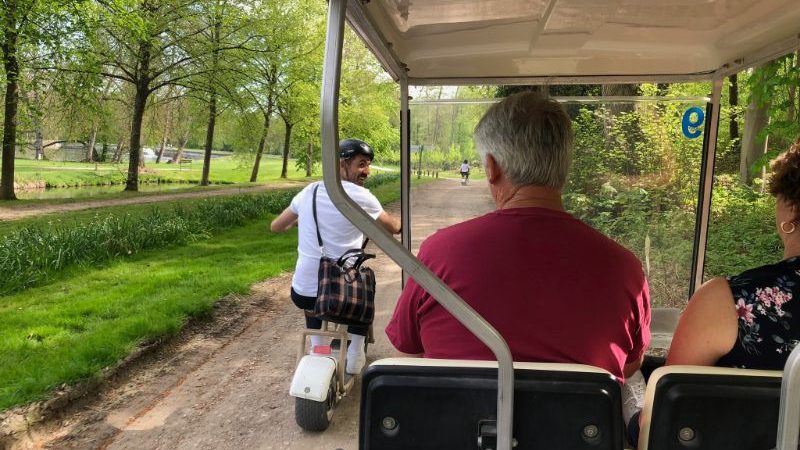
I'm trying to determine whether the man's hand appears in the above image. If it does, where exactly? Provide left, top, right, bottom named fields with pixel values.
left=377, top=211, right=401, bottom=234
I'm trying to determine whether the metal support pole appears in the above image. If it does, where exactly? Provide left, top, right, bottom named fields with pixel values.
left=400, top=76, right=411, bottom=286
left=777, top=344, right=800, bottom=449
left=320, top=2, right=514, bottom=449
left=689, top=77, right=722, bottom=295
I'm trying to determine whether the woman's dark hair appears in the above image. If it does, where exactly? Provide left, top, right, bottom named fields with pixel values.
left=769, top=137, right=800, bottom=218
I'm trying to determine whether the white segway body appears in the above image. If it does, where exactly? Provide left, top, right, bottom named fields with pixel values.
left=290, top=355, right=337, bottom=402
left=291, top=322, right=371, bottom=431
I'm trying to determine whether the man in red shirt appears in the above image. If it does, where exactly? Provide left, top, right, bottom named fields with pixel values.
left=385, top=92, right=651, bottom=382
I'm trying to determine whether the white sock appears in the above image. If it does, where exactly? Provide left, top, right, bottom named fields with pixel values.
left=347, top=333, right=365, bottom=355
left=310, top=334, right=325, bottom=348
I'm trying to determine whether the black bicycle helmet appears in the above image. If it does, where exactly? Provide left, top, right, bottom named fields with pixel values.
left=339, top=138, right=374, bottom=161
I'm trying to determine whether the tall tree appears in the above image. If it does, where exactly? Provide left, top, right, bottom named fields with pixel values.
left=191, top=0, right=254, bottom=186
left=75, top=0, right=241, bottom=191
left=1, top=0, right=78, bottom=199
left=242, top=0, right=323, bottom=182
left=741, top=63, right=775, bottom=183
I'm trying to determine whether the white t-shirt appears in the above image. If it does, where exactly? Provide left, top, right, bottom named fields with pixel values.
left=289, top=181, right=384, bottom=296
left=460, top=163, right=470, bottom=173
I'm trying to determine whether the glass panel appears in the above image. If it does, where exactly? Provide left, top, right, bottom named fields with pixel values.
left=409, top=89, right=708, bottom=309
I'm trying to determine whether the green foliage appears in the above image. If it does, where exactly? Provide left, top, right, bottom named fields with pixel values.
left=0, top=189, right=299, bottom=295
left=705, top=175, right=781, bottom=277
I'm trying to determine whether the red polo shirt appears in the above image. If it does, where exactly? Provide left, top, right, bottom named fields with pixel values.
left=386, top=207, right=651, bottom=381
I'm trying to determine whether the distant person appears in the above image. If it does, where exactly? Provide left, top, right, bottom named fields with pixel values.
left=271, top=139, right=401, bottom=374
left=460, top=159, right=470, bottom=182
left=386, top=92, right=651, bottom=382
left=625, top=138, right=800, bottom=448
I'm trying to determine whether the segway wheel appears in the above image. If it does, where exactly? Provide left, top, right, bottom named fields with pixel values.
left=295, top=376, right=336, bottom=431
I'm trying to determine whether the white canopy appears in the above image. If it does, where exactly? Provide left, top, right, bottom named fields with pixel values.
left=346, top=0, right=800, bottom=84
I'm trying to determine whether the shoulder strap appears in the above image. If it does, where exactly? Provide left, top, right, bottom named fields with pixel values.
left=315, top=182, right=371, bottom=251
left=312, top=183, right=323, bottom=248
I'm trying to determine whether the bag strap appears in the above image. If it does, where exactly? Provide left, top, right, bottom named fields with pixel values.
left=314, top=182, right=371, bottom=251
left=338, top=249, right=376, bottom=272
left=312, top=183, right=323, bottom=249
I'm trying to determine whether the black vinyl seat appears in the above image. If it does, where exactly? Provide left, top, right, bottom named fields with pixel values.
left=638, top=366, right=783, bottom=450
left=359, top=358, right=624, bottom=450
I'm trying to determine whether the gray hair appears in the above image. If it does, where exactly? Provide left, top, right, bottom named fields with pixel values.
left=474, top=91, right=573, bottom=188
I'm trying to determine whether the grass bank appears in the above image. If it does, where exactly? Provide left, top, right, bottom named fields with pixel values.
left=0, top=221, right=296, bottom=410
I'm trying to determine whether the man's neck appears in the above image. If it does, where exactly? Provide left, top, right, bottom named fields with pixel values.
left=496, top=184, right=563, bottom=211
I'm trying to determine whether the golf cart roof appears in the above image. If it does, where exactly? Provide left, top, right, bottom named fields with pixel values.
left=346, top=0, right=800, bottom=85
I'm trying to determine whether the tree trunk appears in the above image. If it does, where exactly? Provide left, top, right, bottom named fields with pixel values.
left=1, top=0, right=19, bottom=200
left=156, top=132, right=167, bottom=164
left=740, top=102, right=770, bottom=183
left=173, top=131, right=188, bottom=163
left=740, top=66, right=772, bottom=184
left=33, top=124, right=43, bottom=160
left=306, top=142, right=312, bottom=176
left=125, top=41, right=152, bottom=192
left=86, top=125, right=98, bottom=162
left=729, top=73, right=739, bottom=143
left=250, top=114, right=270, bottom=182
left=200, top=89, right=216, bottom=186
left=280, top=121, right=293, bottom=179
left=200, top=14, right=222, bottom=186
left=431, top=87, right=443, bottom=148
left=112, top=136, right=125, bottom=163
left=788, top=51, right=798, bottom=124
left=601, top=83, right=640, bottom=174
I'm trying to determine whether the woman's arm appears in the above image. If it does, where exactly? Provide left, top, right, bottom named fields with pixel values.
left=666, top=277, right=738, bottom=366
left=270, top=207, right=298, bottom=233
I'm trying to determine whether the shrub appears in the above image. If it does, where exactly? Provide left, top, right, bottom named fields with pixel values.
left=0, top=188, right=300, bottom=295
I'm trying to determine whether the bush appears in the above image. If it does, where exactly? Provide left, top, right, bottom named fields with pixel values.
left=0, top=188, right=301, bottom=295
left=0, top=173, right=402, bottom=296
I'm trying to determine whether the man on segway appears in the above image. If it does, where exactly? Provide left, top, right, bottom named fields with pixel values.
left=271, top=138, right=401, bottom=374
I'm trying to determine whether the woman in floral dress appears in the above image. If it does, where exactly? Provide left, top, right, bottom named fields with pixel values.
left=667, top=138, right=800, bottom=369
left=625, top=138, right=800, bottom=448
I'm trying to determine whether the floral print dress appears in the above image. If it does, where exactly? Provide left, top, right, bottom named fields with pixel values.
left=717, top=256, right=800, bottom=369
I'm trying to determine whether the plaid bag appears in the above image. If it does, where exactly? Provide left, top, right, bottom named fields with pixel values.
left=310, top=184, right=377, bottom=327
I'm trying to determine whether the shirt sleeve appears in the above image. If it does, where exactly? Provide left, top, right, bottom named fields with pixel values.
left=289, top=184, right=312, bottom=214
left=385, top=276, right=426, bottom=355
left=626, top=276, right=652, bottom=363
left=356, top=189, right=384, bottom=219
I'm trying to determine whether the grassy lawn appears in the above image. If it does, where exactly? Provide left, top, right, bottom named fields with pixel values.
left=0, top=220, right=296, bottom=410
left=14, top=155, right=314, bottom=188
left=0, top=177, right=416, bottom=410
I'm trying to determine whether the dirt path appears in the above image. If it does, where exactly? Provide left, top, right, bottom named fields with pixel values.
left=6, top=179, right=494, bottom=450
left=0, top=182, right=307, bottom=221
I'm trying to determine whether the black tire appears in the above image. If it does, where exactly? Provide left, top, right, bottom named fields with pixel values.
left=295, top=377, right=336, bottom=431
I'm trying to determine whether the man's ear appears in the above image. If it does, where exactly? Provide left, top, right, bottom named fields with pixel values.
left=485, top=154, right=501, bottom=184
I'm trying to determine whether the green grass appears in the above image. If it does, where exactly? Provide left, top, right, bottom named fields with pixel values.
left=0, top=176, right=409, bottom=411
left=13, top=155, right=314, bottom=188
left=0, top=220, right=297, bottom=410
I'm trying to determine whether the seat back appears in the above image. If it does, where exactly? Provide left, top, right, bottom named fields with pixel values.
left=359, top=358, right=623, bottom=450
left=639, top=366, right=782, bottom=450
